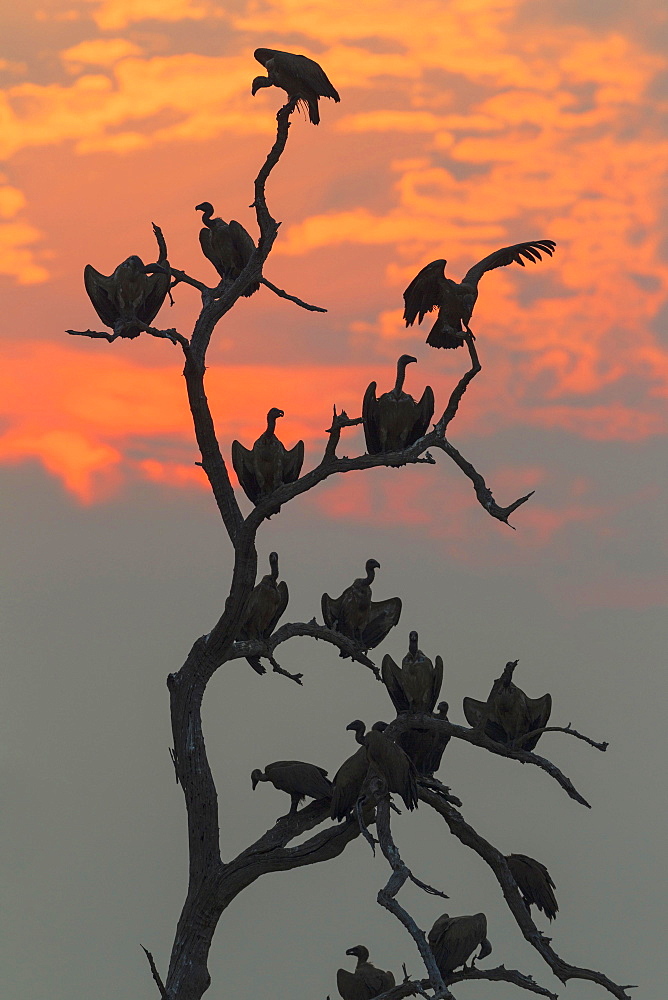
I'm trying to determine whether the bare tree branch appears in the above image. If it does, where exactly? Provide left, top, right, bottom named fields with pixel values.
left=420, top=788, right=634, bottom=999
left=141, top=945, right=168, bottom=999
left=230, top=619, right=381, bottom=678
left=512, top=724, right=609, bottom=752
left=261, top=276, right=328, bottom=311
left=436, top=333, right=481, bottom=431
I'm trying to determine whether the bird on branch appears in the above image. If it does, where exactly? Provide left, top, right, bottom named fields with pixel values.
left=337, top=945, right=395, bottom=1000
left=403, top=240, right=556, bottom=348
left=396, top=702, right=451, bottom=777
left=251, top=761, right=333, bottom=821
left=251, top=48, right=340, bottom=124
left=381, top=630, right=443, bottom=714
left=362, top=355, right=434, bottom=455
left=232, top=407, right=304, bottom=512
left=428, top=912, right=492, bottom=974
left=83, top=254, right=169, bottom=339
left=237, top=551, right=288, bottom=675
left=463, top=659, right=551, bottom=751
left=346, top=719, right=418, bottom=811
left=195, top=202, right=259, bottom=294
left=506, top=853, right=559, bottom=921
left=322, top=559, right=401, bottom=651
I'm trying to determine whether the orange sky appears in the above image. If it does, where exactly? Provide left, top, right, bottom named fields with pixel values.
left=1, top=0, right=667, bottom=517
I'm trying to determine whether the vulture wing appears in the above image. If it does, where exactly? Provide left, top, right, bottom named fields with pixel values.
left=462, top=696, right=484, bottom=729
left=336, top=969, right=368, bottom=1000
left=403, top=260, right=446, bottom=326
left=359, top=965, right=395, bottom=996
left=84, top=264, right=118, bottom=328
left=322, top=591, right=341, bottom=630
left=198, top=226, right=225, bottom=279
left=461, top=240, right=556, bottom=290
left=279, top=50, right=340, bottom=99
left=521, top=692, right=552, bottom=750
left=266, top=580, right=289, bottom=636
left=232, top=439, right=262, bottom=504
left=330, top=746, right=368, bottom=820
left=281, top=438, right=304, bottom=483
left=429, top=912, right=488, bottom=974
left=429, top=655, right=444, bottom=714
left=381, top=654, right=409, bottom=713
left=362, top=597, right=402, bottom=649
left=229, top=220, right=260, bottom=295
left=408, top=384, right=435, bottom=444
left=507, top=854, right=558, bottom=920
left=137, top=270, right=169, bottom=324
left=362, top=381, right=382, bottom=454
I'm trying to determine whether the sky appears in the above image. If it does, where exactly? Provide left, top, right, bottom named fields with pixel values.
left=1, top=1, right=667, bottom=998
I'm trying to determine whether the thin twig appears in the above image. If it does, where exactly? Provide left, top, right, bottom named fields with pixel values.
left=261, top=277, right=327, bottom=312
left=266, top=653, right=303, bottom=685
left=231, top=620, right=381, bottom=678
left=141, top=945, right=168, bottom=1000
left=512, top=724, right=609, bottom=751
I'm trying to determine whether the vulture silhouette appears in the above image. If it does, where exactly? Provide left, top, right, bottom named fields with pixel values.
left=346, top=719, right=418, bottom=811
left=195, top=202, right=259, bottom=294
left=330, top=722, right=389, bottom=821
left=84, top=254, right=169, bottom=339
left=252, top=48, right=340, bottom=124
left=396, top=702, right=451, bottom=777
left=237, top=551, right=288, bottom=675
left=232, top=408, right=304, bottom=511
left=428, top=912, right=492, bottom=974
left=381, top=630, right=443, bottom=714
left=251, top=761, right=332, bottom=819
left=403, top=240, right=556, bottom=348
left=336, top=945, right=395, bottom=1000
left=322, top=559, right=401, bottom=651
left=506, top=853, right=558, bottom=921
left=463, top=660, right=551, bottom=751
left=363, top=355, right=434, bottom=455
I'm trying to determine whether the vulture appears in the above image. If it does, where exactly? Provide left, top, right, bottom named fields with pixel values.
left=232, top=408, right=304, bottom=510
left=251, top=48, right=340, bottom=125
left=237, top=551, right=288, bottom=675
left=251, top=760, right=333, bottom=818
left=195, top=202, right=259, bottom=294
left=506, top=853, right=558, bottom=921
left=463, top=660, right=551, bottom=751
left=403, top=240, right=556, bottom=348
left=322, top=559, right=401, bottom=651
left=362, top=355, right=434, bottom=455
left=83, top=253, right=169, bottom=339
left=346, top=720, right=418, bottom=811
left=337, top=945, right=395, bottom=1000
left=330, top=722, right=388, bottom=821
left=396, top=702, right=451, bottom=777
left=428, top=912, right=492, bottom=975
left=381, top=630, right=443, bottom=714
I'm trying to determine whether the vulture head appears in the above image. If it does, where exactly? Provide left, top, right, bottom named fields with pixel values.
left=408, top=630, right=419, bottom=655
left=195, top=201, right=214, bottom=218
left=345, top=945, right=369, bottom=960
left=251, top=76, right=272, bottom=95
left=268, top=551, right=279, bottom=575
left=250, top=768, right=265, bottom=790
left=267, top=407, right=284, bottom=422
left=346, top=720, right=367, bottom=743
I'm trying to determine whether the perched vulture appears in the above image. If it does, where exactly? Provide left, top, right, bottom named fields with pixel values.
left=237, top=551, right=288, bottom=675
left=396, top=702, right=451, bottom=777
left=337, top=945, right=395, bottom=1000
left=506, top=853, right=558, bottom=921
left=84, top=254, right=169, bottom=339
left=322, top=559, right=401, bottom=651
left=346, top=720, right=418, bottom=811
left=362, top=355, right=434, bottom=455
left=330, top=722, right=388, bottom=821
left=403, top=240, right=556, bottom=348
left=251, top=760, right=332, bottom=818
left=381, top=630, right=443, bottom=714
left=428, top=912, right=492, bottom=975
left=232, top=408, right=304, bottom=510
left=252, top=48, right=340, bottom=125
left=463, top=660, right=551, bottom=751
left=195, top=202, right=259, bottom=294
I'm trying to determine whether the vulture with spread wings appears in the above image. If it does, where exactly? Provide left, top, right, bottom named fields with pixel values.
left=251, top=48, right=340, bottom=124
left=403, top=240, right=556, bottom=348
left=363, top=354, right=434, bottom=455
left=463, top=659, right=551, bottom=751
left=232, top=408, right=304, bottom=511
left=322, top=559, right=401, bottom=651
left=84, top=254, right=169, bottom=339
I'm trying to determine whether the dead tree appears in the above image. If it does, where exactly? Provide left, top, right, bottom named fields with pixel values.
left=69, top=92, right=633, bottom=1000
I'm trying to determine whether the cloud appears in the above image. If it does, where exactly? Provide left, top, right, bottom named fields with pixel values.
left=0, top=184, right=48, bottom=283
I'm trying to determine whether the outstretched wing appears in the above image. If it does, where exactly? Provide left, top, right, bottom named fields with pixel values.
left=232, top=439, right=262, bottom=504
left=363, top=597, right=402, bottom=649
left=282, top=439, right=304, bottom=483
left=522, top=692, right=552, bottom=751
left=428, top=654, right=444, bottom=714
left=381, top=653, right=409, bottom=713
left=84, top=264, right=118, bottom=328
left=462, top=240, right=556, bottom=289
left=137, top=270, right=169, bottom=325
left=321, top=591, right=340, bottom=630
left=403, top=260, right=446, bottom=326
left=409, top=384, right=435, bottom=443
left=362, top=381, right=382, bottom=454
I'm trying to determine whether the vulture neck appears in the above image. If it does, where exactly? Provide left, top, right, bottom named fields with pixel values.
left=199, top=204, right=215, bottom=228
left=266, top=412, right=279, bottom=435
left=394, top=358, right=409, bottom=393
left=408, top=633, right=418, bottom=657
left=363, top=564, right=377, bottom=586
